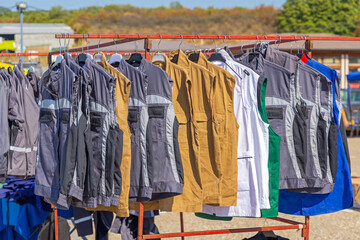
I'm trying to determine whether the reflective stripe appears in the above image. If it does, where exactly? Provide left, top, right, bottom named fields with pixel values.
left=166, top=104, right=180, bottom=183
left=10, top=146, right=32, bottom=153
left=74, top=215, right=92, bottom=224
left=33, top=147, right=38, bottom=151
left=89, top=101, right=108, bottom=113
left=128, top=97, right=146, bottom=107
left=41, top=98, right=71, bottom=110
left=146, top=95, right=172, bottom=104
left=140, top=107, right=150, bottom=187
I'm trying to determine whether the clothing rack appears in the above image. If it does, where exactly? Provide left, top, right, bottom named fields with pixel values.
left=8, top=34, right=359, bottom=239
left=53, top=34, right=316, bottom=240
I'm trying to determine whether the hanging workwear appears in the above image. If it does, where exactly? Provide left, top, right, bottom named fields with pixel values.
left=278, top=56, right=353, bottom=216
left=154, top=54, right=202, bottom=212
left=57, top=53, right=91, bottom=208
left=0, top=72, right=9, bottom=176
left=202, top=49, right=269, bottom=217
left=111, top=57, right=148, bottom=212
left=5, top=62, right=40, bottom=177
left=236, top=52, right=297, bottom=216
left=127, top=56, right=183, bottom=202
left=258, top=78, right=281, bottom=217
left=264, top=47, right=335, bottom=193
left=85, top=53, right=130, bottom=216
left=169, top=49, right=217, bottom=207
left=186, top=51, right=238, bottom=207
left=35, top=59, right=76, bottom=203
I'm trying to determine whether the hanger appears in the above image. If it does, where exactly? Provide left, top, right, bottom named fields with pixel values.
left=51, top=38, right=64, bottom=70
left=127, top=34, right=143, bottom=67
left=188, top=34, right=201, bottom=62
left=78, top=34, right=88, bottom=64
left=277, top=35, right=281, bottom=50
left=170, top=34, right=184, bottom=64
left=94, top=34, right=103, bottom=63
left=109, top=35, right=123, bottom=65
left=152, top=34, right=166, bottom=63
left=208, top=36, right=226, bottom=63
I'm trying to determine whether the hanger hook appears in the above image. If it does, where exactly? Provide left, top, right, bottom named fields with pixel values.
left=59, top=37, right=62, bottom=55
left=178, top=34, right=183, bottom=49
left=254, top=35, right=259, bottom=52
left=293, top=35, right=300, bottom=54
left=158, top=33, right=162, bottom=51
left=113, top=38, right=117, bottom=54
left=192, top=38, right=197, bottom=51
left=223, top=35, right=228, bottom=48
left=277, top=35, right=281, bottom=50
left=301, top=35, right=306, bottom=53
left=98, top=33, right=101, bottom=53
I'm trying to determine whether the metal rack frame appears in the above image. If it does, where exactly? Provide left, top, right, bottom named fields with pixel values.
left=5, top=34, right=358, bottom=240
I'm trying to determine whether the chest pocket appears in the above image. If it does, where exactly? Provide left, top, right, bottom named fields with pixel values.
left=148, top=106, right=166, bottom=142
left=128, top=108, right=140, bottom=145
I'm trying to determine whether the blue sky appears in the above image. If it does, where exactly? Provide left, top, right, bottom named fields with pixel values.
left=4, top=0, right=286, bottom=11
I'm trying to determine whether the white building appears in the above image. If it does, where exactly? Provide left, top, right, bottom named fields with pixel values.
left=0, top=23, right=74, bottom=52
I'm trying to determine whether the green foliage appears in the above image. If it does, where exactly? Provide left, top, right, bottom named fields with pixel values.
left=170, top=1, right=183, bottom=9
left=0, top=7, right=10, bottom=14
left=277, top=0, right=360, bottom=36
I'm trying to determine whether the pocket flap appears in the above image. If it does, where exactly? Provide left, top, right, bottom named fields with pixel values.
left=176, top=114, right=190, bottom=124
left=194, top=112, right=210, bottom=122
left=39, top=110, right=53, bottom=123
left=266, top=107, right=283, bottom=119
left=213, top=114, right=225, bottom=124
left=90, top=112, right=102, bottom=126
left=128, top=109, right=139, bottom=122
left=148, top=106, right=165, bottom=118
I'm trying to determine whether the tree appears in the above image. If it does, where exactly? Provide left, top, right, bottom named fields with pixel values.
left=0, top=7, right=10, bottom=14
left=170, top=1, right=183, bottom=9
left=276, top=0, right=360, bottom=36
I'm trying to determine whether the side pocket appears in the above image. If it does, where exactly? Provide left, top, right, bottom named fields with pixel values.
left=237, top=157, right=252, bottom=191
left=292, top=103, right=308, bottom=178
left=148, top=106, right=166, bottom=142
left=90, top=112, right=103, bottom=172
left=317, top=115, right=327, bottom=179
left=328, top=120, right=338, bottom=182
left=173, top=116, right=184, bottom=184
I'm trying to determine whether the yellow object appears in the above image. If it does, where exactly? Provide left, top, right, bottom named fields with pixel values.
left=0, top=40, right=16, bottom=52
left=0, top=62, right=28, bottom=75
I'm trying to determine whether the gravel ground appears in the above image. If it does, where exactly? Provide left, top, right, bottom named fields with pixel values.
left=71, top=137, right=360, bottom=240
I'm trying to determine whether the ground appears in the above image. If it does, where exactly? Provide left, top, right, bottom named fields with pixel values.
left=70, top=137, right=360, bottom=240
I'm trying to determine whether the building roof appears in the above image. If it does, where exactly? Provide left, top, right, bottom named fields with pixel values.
left=0, top=23, right=74, bottom=34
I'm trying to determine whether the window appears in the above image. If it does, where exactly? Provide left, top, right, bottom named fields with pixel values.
left=349, top=56, right=360, bottom=64
left=323, top=56, right=340, bottom=64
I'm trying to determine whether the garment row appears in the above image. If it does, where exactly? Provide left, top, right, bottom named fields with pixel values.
left=6, top=45, right=351, bottom=218
left=0, top=65, right=39, bottom=178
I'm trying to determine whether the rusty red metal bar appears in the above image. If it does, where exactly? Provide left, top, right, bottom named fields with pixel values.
left=142, top=224, right=304, bottom=239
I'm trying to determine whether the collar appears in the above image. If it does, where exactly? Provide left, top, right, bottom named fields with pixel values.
left=169, top=49, right=191, bottom=69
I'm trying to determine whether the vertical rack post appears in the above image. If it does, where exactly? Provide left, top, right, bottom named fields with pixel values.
left=144, top=37, right=152, bottom=60
left=52, top=205, right=59, bottom=240
left=138, top=202, right=144, bottom=240
left=305, top=39, right=313, bottom=58
left=180, top=212, right=185, bottom=240
left=302, top=216, right=310, bottom=240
